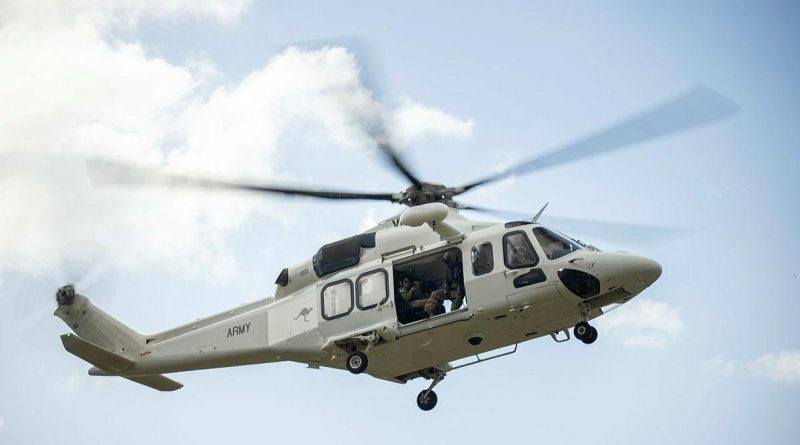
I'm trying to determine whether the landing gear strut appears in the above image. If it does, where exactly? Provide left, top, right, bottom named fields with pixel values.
left=416, top=372, right=445, bottom=411
left=574, top=305, right=598, bottom=344
left=343, top=331, right=381, bottom=375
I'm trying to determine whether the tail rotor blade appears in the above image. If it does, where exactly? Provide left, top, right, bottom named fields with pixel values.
left=10, top=241, right=117, bottom=350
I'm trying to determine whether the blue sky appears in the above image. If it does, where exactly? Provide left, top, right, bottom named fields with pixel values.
left=1, top=1, right=798, bottom=444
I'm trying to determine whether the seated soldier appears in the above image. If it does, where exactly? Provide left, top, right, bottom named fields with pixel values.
left=397, top=276, right=428, bottom=319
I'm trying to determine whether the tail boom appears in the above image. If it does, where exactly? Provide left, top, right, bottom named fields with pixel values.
left=54, top=289, right=285, bottom=390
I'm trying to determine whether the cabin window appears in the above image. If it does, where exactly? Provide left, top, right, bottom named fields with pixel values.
left=321, top=280, right=353, bottom=320
left=356, top=269, right=389, bottom=310
left=532, top=227, right=582, bottom=260
left=513, top=269, right=547, bottom=288
left=503, top=231, right=539, bottom=269
left=471, top=242, right=494, bottom=276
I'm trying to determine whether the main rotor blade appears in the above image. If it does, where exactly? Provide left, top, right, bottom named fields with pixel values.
left=455, top=84, right=740, bottom=193
left=540, top=215, right=697, bottom=245
left=376, top=141, right=424, bottom=189
left=86, top=159, right=399, bottom=202
left=273, top=36, right=387, bottom=96
left=458, top=202, right=696, bottom=245
left=454, top=203, right=531, bottom=220
left=273, top=38, right=424, bottom=189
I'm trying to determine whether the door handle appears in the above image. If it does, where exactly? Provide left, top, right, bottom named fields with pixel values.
left=504, top=269, right=521, bottom=278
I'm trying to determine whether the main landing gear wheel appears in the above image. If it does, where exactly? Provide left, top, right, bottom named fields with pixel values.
left=583, top=326, right=598, bottom=344
left=573, top=321, right=590, bottom=340
left=346, top=351, right=368, bottom=374
left=416, top=390, right=438, bottom=411
left=574, top=322, right=598, bottom=344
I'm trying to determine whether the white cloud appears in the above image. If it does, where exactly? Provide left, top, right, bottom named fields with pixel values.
left=0, top=0, right=251, bottom=30
left=0, top=2, right=474, bottom=280
left=703, top=354, right=737, bottom=377
left=600, top=299, right=684, bottom=348
left=388, top=100, right=474, bottom=145
left=745, top=350, right=800, bottom=385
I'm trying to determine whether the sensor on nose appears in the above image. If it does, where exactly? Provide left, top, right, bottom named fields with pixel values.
left=557, top=269, right=600, bottom=299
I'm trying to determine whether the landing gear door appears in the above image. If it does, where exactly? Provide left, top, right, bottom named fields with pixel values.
left=502, top=230, right=551, bottom=309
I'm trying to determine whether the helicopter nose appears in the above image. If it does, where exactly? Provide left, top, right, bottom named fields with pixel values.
left=610, top=254, right=662, bottom=293
left=630, top=256, right=662, bottom=285
left=558, top=253, right=662, bottom=299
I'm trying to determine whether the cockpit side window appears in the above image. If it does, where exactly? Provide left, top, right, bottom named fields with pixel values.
left=532, top=227, right=582, bottom=260
left=471, top=242, right=494, bottom=276
left=503, top=231, right=539, bottom=269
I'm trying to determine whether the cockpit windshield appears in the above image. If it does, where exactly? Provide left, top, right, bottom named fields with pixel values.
left=532, top=227, right=583, bottom=260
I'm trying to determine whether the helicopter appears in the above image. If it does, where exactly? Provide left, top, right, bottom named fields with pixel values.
left=53, top=84, right=737, bottom=411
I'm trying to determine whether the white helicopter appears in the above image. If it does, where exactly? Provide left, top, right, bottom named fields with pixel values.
left=54, top=85, right=737, bottom=410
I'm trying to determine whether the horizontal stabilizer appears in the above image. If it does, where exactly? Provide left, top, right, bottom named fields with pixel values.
left=60, top=333, right=182, bottom=392
left=125, top=374, right=183, bottom=392
left=61, top=333, right=132, bottom=373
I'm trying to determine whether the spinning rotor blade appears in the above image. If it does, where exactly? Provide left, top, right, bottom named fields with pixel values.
left=540, top=215, right=696, bottom=245
left=11, top=241, right=116, bottom=350
left=375, top=141, right=424, bottom=189
left=454, top=203, right=531, bottom=220
left=457, top=203, right=694, bottom=245
left=86, top=159, right=399, bottom=202
left=287, top=39, right=425, bottom=189
left=455, top=84, right=740, bottom=193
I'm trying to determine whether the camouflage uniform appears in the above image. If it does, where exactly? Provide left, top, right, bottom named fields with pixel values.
left=399, top=281, right=427, bottom=310
left=424, top=288, right=464, bottom=316
left=424, top=252, right=464, bottom=317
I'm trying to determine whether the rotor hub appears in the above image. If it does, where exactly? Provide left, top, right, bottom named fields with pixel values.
left=400, top=182, right=455, bottom=207
left=56, top=284, right=76, bottom=306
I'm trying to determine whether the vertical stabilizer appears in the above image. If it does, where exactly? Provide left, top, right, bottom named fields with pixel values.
left=54, top=286, right=142, bottom=357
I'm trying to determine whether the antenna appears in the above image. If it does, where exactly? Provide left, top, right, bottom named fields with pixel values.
left=531, top=202, right=549, bottom=223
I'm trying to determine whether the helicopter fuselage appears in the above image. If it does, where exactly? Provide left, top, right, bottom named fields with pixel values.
left=54, top=206, right=661, bottom=390
left=53, top=82, right=735, bottom=410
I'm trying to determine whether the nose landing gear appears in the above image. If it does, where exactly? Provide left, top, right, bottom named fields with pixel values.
left=416, top=389, right=438, bottom=411
left=416, top=372, right=445, bottom=411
